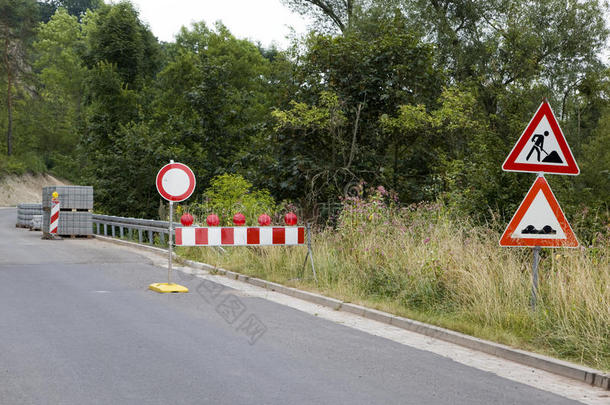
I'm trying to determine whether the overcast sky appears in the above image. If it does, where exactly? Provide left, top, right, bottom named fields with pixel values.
left=116, top=0, right=310, bottom=48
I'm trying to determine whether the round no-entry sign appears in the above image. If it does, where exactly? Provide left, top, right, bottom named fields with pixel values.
left=156, top=162, right=196, bottom=202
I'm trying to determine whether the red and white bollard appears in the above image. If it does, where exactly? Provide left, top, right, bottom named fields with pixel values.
left=50, top=192, right=60, bottom=235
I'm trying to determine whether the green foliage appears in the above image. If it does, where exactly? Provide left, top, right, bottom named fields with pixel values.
left=282, top=0, right=358, bottom=33
left=271, top=91, right=351, bottom=200
left=0, top=0, right=39, bottom=156
left=273, top=91, right=346, bottom=131
left=405, top=0, right=608, bottom=112
left=34, top=8, right=85, bottom=98
left=76, top=2, right=163, bottom=216
left=0, top=0, right=38, bottom=41
left=0, top=152, right=46, bottom=176
left=31, top=8, right=86, bottom=160
left=198, top=173, right=276, bottom=226
left=87, top=121, right=163, bottom=218
left=0, top=0, right=607, bottom=241
left=84, top=60, right=138, bottom=141
left=151, top=22, right=276, bottom=191
left=580, top=116, right=610, bottom=208
left=38, top=0, right=102, bottom=22
left=82, top=1, right=160, bottom=89
left=270, top=15, right=443, bottom=204
left=379, top=87, right=502, bottom=206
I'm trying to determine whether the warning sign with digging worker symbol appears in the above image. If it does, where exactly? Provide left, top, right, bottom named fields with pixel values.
left=502, top=101, right=579, bottom=175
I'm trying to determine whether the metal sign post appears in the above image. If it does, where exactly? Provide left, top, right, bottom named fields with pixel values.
left=302, top=223, right=317, bottom=283
left=531, top=246, right=541, bottom=311
left=149, top=160, right=195, bottom=294
left=168, top=200, right=173, bottom=284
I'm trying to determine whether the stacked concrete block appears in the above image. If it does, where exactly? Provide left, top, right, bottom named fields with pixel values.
left=42, top=186, right=93, bottom=210
left=31, top=215, right=43, bottom=231
left=55, top=212, right=93, bottom=235
left=16, top=203, right=43, bottom=228
left=42, top=186, right=94, bottom=236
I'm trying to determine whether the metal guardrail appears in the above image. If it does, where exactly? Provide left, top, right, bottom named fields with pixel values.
left=92, top=214, right=180, bottom=246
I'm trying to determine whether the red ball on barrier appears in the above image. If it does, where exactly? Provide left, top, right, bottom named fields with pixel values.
left=206, top=214, right=220, bottom=226
left=233, top=212, right=246, bottom=226
left=180, top=213, right=194, bottom=227
left=284, top=212, right=298, bottom=226
left=258, top=214, right=271, bottom=226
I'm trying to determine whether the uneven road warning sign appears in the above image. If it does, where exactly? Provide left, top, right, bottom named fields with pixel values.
left=500, top=176, right=578, bottom=248
left=502, top=101, right=579, bottom=175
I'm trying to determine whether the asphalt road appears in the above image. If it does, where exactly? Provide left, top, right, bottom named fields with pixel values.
left=0, top=208, right=583, bottom=405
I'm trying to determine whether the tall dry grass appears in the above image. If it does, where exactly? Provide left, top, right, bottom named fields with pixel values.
left=177, top=189, right=610, bottom=371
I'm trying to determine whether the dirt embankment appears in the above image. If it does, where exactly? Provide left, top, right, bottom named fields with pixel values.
left=0, top=174, right=70, bottom=206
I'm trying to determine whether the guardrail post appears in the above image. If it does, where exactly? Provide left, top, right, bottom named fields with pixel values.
left=138, top=229, right=143, bottom=244
left=119, top=226, right=124, bottom=238
left=148, top=230, right=153, bottom=246
left=96, top=222, right=100, bottom=234
left=111, top=225, right=115, bottom=237
left=104, top=223, right=107, bottom=236
left=160, top=232, right=165, bottom=246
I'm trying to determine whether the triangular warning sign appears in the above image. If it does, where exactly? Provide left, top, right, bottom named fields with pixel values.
left=500, top=176, right=578, bottom=247
left=502, top=101, right=579, bottom=175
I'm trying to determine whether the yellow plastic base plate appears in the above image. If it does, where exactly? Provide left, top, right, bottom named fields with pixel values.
left=148, top=283, right=189, bottom=293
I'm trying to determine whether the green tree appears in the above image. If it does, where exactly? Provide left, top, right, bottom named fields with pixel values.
left=379, top=87, right=505, bottom=206
left=271, top=91, right=349, bottom=201
left=402, top=0, right=607, bottom=116
left=571, top=107, right=610, bottom=212
left=38, top=0, right=102, bottom=22
left=282, top=0, right=359, bottom=33
left=0, top=0, right=38, bottom=156
left=153, top=22, right=274, bottom=191
left=83, top=1, right=160, bottom=89
left=80, top=2, right=161, bottom=214
left=281, top=0, right=403, bottom=33
left=90, top=121, right=164, bottom=217
left=271, top=14, right=443, bottom=203
left=32, top=8, right=86, bottom=168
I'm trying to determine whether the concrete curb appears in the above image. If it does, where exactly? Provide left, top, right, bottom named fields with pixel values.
left=93, top=234, right=610, bottom=390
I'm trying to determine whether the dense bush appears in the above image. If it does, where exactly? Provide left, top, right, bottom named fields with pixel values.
left=0, top=153, right=47, bottom=176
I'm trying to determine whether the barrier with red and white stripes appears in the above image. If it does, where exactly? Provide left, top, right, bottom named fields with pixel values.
left=175, top=226, right=305, bottom=247
left=49, top=199, right=60, bottom=234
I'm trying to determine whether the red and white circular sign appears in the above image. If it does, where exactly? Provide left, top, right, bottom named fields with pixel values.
left=156, top=162, right=196, bottom=202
